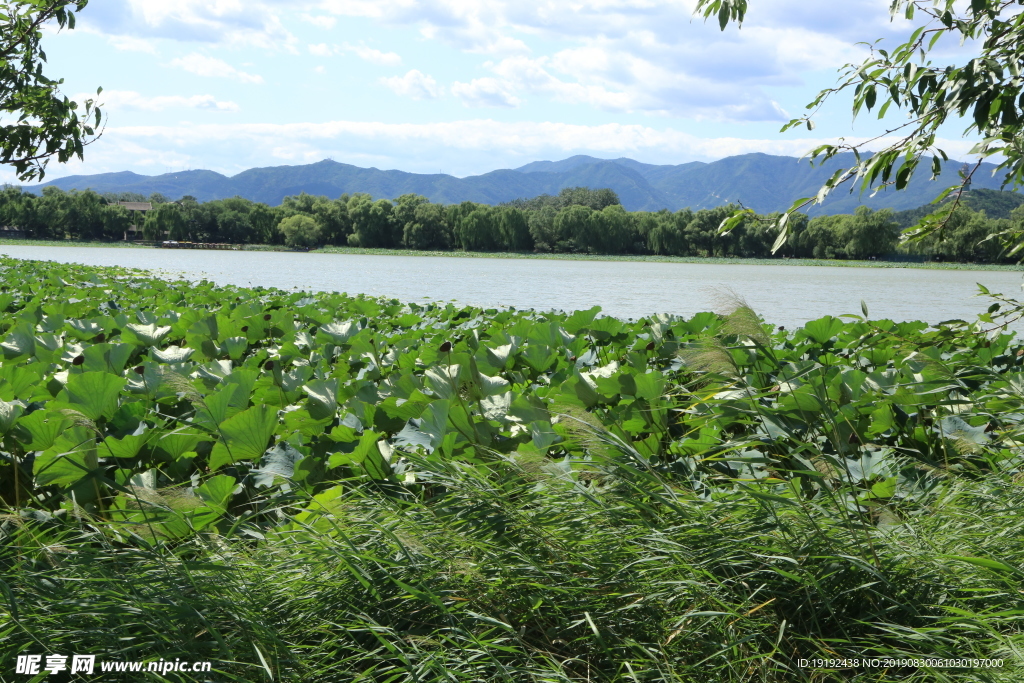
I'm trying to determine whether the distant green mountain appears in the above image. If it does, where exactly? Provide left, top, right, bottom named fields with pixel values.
left=32, top=153, right=1020, bottom=215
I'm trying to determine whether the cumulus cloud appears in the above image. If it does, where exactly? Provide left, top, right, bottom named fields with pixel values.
left=308, top=43, right=338, bottom=57
left=106, top=35, right=158, bottom=54
left=300, top=13, right=337, bottom=29
left=343, top=43, right=403, bottom=66
left=80, top=90, right=239, bottom=113
left=78, top=0, right=299, bottom=51
left=451, top=78, right=521, bottom=108
left=307, top=0, right=928, bottom=122
left=169, top=53, right=264, bottom=84
left=380, top=70, right=443, bottom=100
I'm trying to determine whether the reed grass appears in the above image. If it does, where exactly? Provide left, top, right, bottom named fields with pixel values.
left=3, top=451, right=1022, bottom=682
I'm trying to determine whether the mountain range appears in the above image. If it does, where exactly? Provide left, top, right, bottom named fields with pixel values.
left=33, top=152, right=1018, bottom=216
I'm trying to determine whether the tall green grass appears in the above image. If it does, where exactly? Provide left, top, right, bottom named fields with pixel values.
left=3, top=450, right=1022, bottom=682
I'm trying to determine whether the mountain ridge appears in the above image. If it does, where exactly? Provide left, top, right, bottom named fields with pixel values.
left=31, top=152, right=1019, bottom=216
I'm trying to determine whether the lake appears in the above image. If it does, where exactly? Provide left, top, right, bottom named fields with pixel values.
left=2, top=245, right=1022, bottom=330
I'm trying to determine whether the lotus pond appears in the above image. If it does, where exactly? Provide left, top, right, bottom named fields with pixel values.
left=1, top=255, right=1023, bottom=682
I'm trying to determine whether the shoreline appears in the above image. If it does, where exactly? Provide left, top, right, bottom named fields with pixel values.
left=2, top=238, right=1022, bottom=272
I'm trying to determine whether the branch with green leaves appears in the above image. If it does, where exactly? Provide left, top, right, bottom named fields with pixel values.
left=698, top=0, right=1024, bottom=254
left=1, top=0, right=103, bottom=182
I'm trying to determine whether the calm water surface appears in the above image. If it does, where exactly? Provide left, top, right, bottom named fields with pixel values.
left=3, top=245, right=1022, bottom=329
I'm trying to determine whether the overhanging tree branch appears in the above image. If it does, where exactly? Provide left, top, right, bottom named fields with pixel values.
left=1, top=0, right=104, bottom=183
left=698, top=0, right=1024, bottom=253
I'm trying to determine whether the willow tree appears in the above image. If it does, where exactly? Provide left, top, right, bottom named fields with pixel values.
left=698, top=0, right=1024, bottom=251
left=2, top=0, right=103, bottom=181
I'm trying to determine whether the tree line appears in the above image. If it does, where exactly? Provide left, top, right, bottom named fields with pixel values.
left=2, top=184, right=1022, bottom=262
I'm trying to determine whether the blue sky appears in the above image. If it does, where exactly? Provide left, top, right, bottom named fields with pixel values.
left=8, top=0, right=985, bottom=185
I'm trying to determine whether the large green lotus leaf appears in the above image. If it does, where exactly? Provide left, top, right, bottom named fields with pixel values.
left=221, top=336, right=248, bottom=360
left=379, top=393, right=430, bottom=421
left=34, top=427, right=98, bottom=487
left=223, top=368, right=258, bottom=407
left=158, top=428, right=212, bottom=460
left=588, top=316, right=625, bottom=341
left=14, top=410, right=73, bottom=451
left=62, top=372, right=126, bottom=421
left=209, top=404, right=279, bottom=470
left=633, top=372, right=666, bottom=400
left=194, top=383, right=241, bottom=429
left=196, top=474, right=236, bottom=513
left=521, top=345, right=556, bottom=372
left=449, top=402, right=490, bottom=446
left=394, top=313, right=423, bottom=327
left=1, top=325, right=35, bottom=359
left=252, top=443, right=304, bottom=487
left=393, top=400, right=450, bottom=452
left=559, top=374, right=601, bottom=409
left=186, top=313, right=218, bottom=339
left=424, top=364, right=459, bottom=399
left=468, top=357, right=509, bottom=397
left=508, top=394, right=549, bottom=424
left=303, top=377, right=340, bottom=420
left=123, top=323, right=172, bottom=347
left=151, top=345, right=195, bottom=363
left=329, top=430, right=390, bottom=479
left=0, top=400, right=25, bottom=435
left=530, top=420, right=561, bottom=450
left=196, top=359, right=233, bottom=383
left=562, top=306, right=601, bottom=334
left=282, top=408, right=330, bottom=438
left=778, top=388, right=824, bottom=415
left=480, top=392, right=512, bottom=421
left=82, top=343, right=134, bottom=374
left=32, top=333, right=62, bottom=364
left=108, top=401, right=146, bottom=437
left=135, top=363, right=171, bottom=397
left=0, top=364, right=46, bottom=402
left=102, top=422, right=153, bottom=459
left=939, top=415, right=989, bottom=446
left=799, top=316, right=845, bottom=345
left=481, top=343, right=515, bottom=371
left=595, top=372, right=636, bottom=399
left=66, top=318, right=104, bottom=339
left=318, top=320, right=360, bottom=344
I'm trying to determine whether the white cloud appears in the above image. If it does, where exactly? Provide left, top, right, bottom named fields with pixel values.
left=80, top=90, right=239, bottom=112
left=380, top=70, right=443, bottom=100
left=169, top=53, right=264, bottom=84
left=300, top=13, right=337, bottom=29
left=451, top=78, right=521, bottom=108
left=308, top=0, right=927, bottom=122
left=106, top=35, right=158, bottom=54
left=343, top=43, right=403, bottom=66
left=308, top=43, right=338, bottom=57
left=80, top=0, right=299, bottom=51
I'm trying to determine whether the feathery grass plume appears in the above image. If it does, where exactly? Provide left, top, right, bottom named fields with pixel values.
left=548, top=401, right=621, bottom=469
left=713, top=289, right=771, bottom=346
left=159, top=367, right=204, bottom=404
left=677, top=342, right=735, bottom=376
left=680, top=288, right=770, bottom=378
left=57, top=408, right=97, bottom=433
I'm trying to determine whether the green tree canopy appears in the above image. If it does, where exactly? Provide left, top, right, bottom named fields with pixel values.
left=1, top=0, right=102, bottom=181
left=278, top=214, right=321, bottom=249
